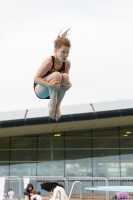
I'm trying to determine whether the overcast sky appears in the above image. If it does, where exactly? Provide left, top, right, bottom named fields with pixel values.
left=0, top=0, right=133, bottom=112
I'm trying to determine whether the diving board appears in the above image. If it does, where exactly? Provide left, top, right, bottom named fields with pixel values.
left=85, top=186, right=133, bottom=192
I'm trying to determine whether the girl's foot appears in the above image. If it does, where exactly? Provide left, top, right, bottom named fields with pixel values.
left=55, top=107, right=61, bottom=121
left=48, top=102, right=56, bottom=119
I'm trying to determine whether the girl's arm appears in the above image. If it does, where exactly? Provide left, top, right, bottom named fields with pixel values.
left=62, top=59, right=72, bottom=90
left=34, top=57, right=52, bottom=87
left=34, top=57, right=60, bottom=90
left=64, top=59, right=71, bottom=74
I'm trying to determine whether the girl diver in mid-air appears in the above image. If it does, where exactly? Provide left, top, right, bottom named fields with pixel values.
left=34, top=28, right=72, bottom=121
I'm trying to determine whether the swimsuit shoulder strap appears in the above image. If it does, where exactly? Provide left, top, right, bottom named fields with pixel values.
left=51, top=56, right=65, bottom=72
left=51, top=56, right=55, bottom=70
left=61, top=62, right=65, bottom=72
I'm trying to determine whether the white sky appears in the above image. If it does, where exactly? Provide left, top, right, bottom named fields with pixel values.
left=0, top=0, right=133, bottom=112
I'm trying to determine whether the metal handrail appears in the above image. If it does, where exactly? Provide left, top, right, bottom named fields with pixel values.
left=3, top=176, right=133, bottom=200
left=68, top=181, right=82, bottom=200
left=22, top=176, right=66, bottom=180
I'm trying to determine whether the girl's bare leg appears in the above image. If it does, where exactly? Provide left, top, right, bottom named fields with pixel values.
left=47, top=85, right=58, bottom=119
left=55, top=73, right=70, bottom=121
left=47, top=73, right=62, bottom=119
left=35, top=72, right=62, bottom=119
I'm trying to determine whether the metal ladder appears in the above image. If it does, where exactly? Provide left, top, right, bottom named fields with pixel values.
left=51, top=180, right=82, bottom=200
left=68, top=181, right=82, bottom=200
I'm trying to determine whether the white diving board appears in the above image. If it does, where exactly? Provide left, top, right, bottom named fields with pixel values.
left=85, top=186, right=133, bottom=192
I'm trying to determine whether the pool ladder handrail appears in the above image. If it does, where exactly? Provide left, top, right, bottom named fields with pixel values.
left=52, top=180, right=82, bottom=200
left=68, top=181, right=82, bottom=200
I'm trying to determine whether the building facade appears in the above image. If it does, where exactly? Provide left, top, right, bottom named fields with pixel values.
left=0, top=100, right=133, bottom=178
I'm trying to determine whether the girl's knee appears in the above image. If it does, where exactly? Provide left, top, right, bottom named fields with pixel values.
left=53, top=72, right=62, bottom=81
left=61, top=73, right=70, bottom=86
left=62, top=73, right=69, bottom=81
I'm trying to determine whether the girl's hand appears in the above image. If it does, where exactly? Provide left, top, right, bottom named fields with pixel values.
left=49, top=193, right=53, bottom=198
left=48, top=78, right=60, bottom=91
left=62, top=82, right=72, bottom=90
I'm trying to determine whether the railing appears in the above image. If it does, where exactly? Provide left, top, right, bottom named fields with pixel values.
left=2, top=176, right=133, bottom=200
left=22, top=176, right=66, bottom=198
left=3, top=176, right=21, bottom=199
left=66, top=177, right=108, bottom=200
left=68, top=181, right=82, bottom=200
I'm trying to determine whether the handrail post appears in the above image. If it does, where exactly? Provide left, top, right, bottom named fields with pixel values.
left=68, top=181, right=82, bottom=200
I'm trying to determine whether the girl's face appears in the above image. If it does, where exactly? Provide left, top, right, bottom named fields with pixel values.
left=55, top=46, right=70, bottom=62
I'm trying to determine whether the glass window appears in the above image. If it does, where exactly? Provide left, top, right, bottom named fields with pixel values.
left=65, top=130, right=91, bottom=148
left=11, top=138, right=37, bottom=149
left=120, top=162, right=133, bottom=177
left=93, top=162, right=120, bottom=177
left=38, top=137, right=64, bottom=148
left=38, top=133, right=53, bottom=138
left=38, top=138, right=53, bottom=149
left=38, top=132, right=64, bottom=148
left=37, top=161, right=64, bottom=176
left=10, top=162, right=36, bottom=176
left=37, top=162, right=52, bottom=176
left=0, top=138, right=10, bottom=149
left=92, top=127, right=118, bottom=137
left=119, top=125, right=133, bottom=137
left=120, top=149, right=133, bottom=161
left=38, top=150, right=64, bottom=161
left=65, top=150, right=91, bottom=161
left=1, top=125, right=133, bottom=178
left=65, top=161, right=92, bottom=177
left=92, top=137, right=119, bottom=148
left=65, top=150, right=92, bottom=176
left=65, top=130, right=91, bottom=137
left=0, top=163, right=9, bottom=176
left=65, top=137, right=91, bottom=148
left=0, top=150, right=9, bottom=161
left=10, top=150, right=37, bottom=161
left=120, top=137, right=133, bottom=148
left=38, top=150, right=51, bottom=161
left=93, top=149, right=119, bottom=161
left=12, top=135, right=37, bottom=138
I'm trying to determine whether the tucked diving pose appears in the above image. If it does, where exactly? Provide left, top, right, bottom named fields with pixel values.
left=34, top=28, right=72, bottom=121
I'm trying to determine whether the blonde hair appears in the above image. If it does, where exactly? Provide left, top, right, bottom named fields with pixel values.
left=53, top=27, right=71, bottom=49
left=31, top=190, right=37, bottom=194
